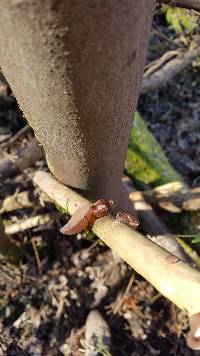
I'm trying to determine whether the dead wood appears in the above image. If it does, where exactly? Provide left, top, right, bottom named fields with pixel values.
left=0, top=189, right=51, bottom=214
left=5, top=212, right=61, bottom=235
left=1, top=125, right=30, bottom=149
left=123, top=176, right=189, bottom=262
left=0, top=191, right=36, bottom=214
left=0, top=138, right=44, bottom=180
left=176, top=237, right=200, bottom=267
left=33, top=171, right=200, bottom=319
left=141, top=42, right=200, bottom=93
left=144, top=181, right=200, bottom=212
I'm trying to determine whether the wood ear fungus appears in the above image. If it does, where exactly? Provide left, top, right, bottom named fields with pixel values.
left=60, top=199, right=113, bottom=235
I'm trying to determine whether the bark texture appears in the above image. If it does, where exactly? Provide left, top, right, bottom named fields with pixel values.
left=0, top=0, right=155, bottom=210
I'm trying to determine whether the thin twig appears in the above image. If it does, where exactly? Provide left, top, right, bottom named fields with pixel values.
left=176, top=238, right=200, bottom=267
left=86, top=239, right=101, bottom=253
left=123, top=176, right=188, bottom=262
left=1, top=125, right=30, bottom=149
left=113, top=273, right=136, bottom=315
left=5, top=212, right=61, bottom=235
left=152, top=26, right=175, bottom=47
left=142, top=41, right=200, bottom=93
left=31, top=238, right=42, bottom=274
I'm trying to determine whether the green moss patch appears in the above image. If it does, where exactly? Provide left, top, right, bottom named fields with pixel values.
left=126, top=112, right=182, bottom=189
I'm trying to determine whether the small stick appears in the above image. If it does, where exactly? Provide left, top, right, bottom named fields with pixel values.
left=33, top=171, right=200, bottom=318
left=86, top=239, right=101, bottom=253
left=113, top=272, right=136, bottom=315
left=123, top=176, right=188, bottom=262
left=31, top=238, right=42, bottom=274
left=5, top=212, right=61, bottom=235
left=1, top=125, right=30, bottom=149
left=55, top=291, right=68, bottom=320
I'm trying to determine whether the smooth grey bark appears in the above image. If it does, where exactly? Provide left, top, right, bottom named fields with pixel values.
left=0, top=0, right=155, bottom=210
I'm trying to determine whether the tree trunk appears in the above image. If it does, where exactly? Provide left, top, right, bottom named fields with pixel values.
left=0, top=0, right=155, bottom=210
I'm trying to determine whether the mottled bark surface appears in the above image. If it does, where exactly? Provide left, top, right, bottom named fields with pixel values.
left=0, top=0, right=155, bottom=210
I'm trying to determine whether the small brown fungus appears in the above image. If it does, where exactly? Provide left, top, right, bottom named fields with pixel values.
left=116, top=212, right=139, bottom=229
left=60, top=199, right=113, bottom=235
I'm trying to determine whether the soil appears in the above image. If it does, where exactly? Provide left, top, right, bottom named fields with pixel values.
left=0, top=219, right=193, bottom=356
left=0, top=7, right=199, bottom=356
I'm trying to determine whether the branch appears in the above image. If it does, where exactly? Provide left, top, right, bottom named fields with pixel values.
left=0, top=191, right=36, bottom=214
left=33, top=171, right=200, bottom=319
left=0, top=138, right=44, bottom=180
left=5, top=212, right=61, bottom=235
left=142, top=43, right=200, bottom=94
left=123, top=176, right=189, bottom=262
left=1, top=124, right=30, bottom=149
left=144, top=182, right=200, bottom=212
left=0, top=189, right=51, bottom=214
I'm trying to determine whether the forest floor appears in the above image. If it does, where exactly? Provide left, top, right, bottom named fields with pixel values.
left=0, top=7, right=199, bottom=356
left=138, top=10, right=200, bottom=187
